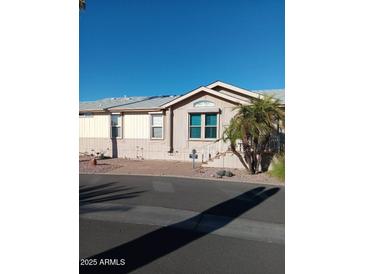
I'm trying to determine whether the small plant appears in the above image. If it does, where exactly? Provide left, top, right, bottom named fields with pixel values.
left=269, top=154, right=285, bottom=181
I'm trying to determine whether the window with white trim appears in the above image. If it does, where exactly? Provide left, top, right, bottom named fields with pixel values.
left=151, top=114, right=163, bottom=139
left=193, top=100, right=215, bottom=107
left=111, top=114, right=121, bottom=138
left=189, top=113, right=218, bottom=139
left=205, top=113, right=217, bottom=138
left=189, top=113, right=201, bottom=139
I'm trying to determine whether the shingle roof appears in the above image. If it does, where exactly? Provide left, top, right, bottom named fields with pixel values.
left=108, top=96, right=180, bottom=110
left=253, top=89, right=285, bottom=103
left=79, top=96, right=179, bottom=111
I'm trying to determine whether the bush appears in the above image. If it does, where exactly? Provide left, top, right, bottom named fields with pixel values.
left=269, top=155, right=285, bottom=182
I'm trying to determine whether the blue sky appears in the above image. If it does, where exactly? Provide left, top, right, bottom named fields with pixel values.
left=80, top=0, right=284, bottom=101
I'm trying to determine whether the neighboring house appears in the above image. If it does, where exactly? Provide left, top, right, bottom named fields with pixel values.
left=79, top=81, right=284, bottom=168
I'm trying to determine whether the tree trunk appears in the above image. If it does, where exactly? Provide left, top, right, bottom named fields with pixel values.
left=243, top=149, right=256, bottom=174
left=230, top=144, right=250, bottom=171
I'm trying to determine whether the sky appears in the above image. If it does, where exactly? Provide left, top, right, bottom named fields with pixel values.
left=80, top=0, right=284, bottom=101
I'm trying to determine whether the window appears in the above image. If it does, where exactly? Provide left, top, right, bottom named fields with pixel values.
left=111, top=114, right=121, bottom=138
left=193, top=100, right=215, bottom=107
left=189, top=113, right=218, bottom=139
left=205, top=113, right=217, bottom=138
left=189, top=113, right=201, bottom=138
left=151, top=114, right=163, bottom=139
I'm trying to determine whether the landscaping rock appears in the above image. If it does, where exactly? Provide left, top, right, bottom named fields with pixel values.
left=225, top=171, right=234, bottom=177
left=79, top=157, right=283, bottom=184
left=216, top=170, right=226, bottom=177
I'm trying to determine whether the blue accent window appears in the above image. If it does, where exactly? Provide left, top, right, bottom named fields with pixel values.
left=205, top=113, right=217, bottom=138
left=189, top=114, right=201, bottom=138
left=205, top=113, right=217, bottom=126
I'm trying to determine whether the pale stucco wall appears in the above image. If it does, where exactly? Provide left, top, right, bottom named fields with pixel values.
left=170, top=91, right=238, bottom=160
left=79, top=92, right=243, bottom=167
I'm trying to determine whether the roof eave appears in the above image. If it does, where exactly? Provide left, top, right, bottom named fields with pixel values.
left=79, top=109, right=106, bottom=113
left=160, top=86, right=248, bottom=108
left=207, top=80, right=261, bottom=99
left=107, top=107, right=164, bottom=112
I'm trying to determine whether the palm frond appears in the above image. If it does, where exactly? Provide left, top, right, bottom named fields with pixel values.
left=79, top=0, right=86, bottom=10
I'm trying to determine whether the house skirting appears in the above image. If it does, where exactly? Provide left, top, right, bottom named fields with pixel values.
left=79, top=138, right=244, bottom=168
left=79, top=138, right=113, bottom=157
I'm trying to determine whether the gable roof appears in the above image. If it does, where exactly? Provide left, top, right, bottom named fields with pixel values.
left=79, top=96, right=148, bottom=111
left=207, top=80, right=262, bottom=99
left=160, top=86, right=251, bottom=108
left=79, top=95, right=179, bottom=112
left=108, top=95, right=180, bottom=111
left=79, top=81, right=284, bottom=112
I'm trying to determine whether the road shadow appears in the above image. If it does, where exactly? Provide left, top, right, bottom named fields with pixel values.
left=80, top=186, right=280, bottom=273
left=79, top=182, right=145, bottom=207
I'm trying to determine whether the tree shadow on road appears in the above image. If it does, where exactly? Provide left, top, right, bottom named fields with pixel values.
left=79, top=182, right=145, bottom=206
left=80, top=186, right=280, bottom=273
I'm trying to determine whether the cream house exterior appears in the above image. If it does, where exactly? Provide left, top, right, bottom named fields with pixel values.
left=79, top=81, right=284, bottom=168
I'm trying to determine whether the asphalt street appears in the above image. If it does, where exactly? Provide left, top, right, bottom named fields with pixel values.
left=79, top=174, right=285, bottom=274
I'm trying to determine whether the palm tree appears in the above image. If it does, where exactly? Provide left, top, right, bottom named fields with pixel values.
left=79, top=0, right=86, bottom=10
left=223, top=95, right=284, bottom=174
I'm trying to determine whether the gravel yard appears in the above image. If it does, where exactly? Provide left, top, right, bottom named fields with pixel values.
left=79, top=156, right=282, bottom=185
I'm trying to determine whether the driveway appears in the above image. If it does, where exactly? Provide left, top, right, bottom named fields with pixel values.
left=80, top=174, right=284, bottom=274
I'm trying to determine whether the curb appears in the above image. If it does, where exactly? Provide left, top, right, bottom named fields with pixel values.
left=79, top=172, right=284, bottom=187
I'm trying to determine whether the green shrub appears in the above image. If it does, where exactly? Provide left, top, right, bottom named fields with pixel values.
left=269, top=155, right=285, bottom=182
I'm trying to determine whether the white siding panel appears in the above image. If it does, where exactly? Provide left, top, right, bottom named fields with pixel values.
left=124, top=113, right=149, bottom=139
left=79, top=115, right=110, bottom=138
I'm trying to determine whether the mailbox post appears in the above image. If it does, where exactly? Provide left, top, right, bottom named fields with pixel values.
left=189, top=149, right=198, bottom=169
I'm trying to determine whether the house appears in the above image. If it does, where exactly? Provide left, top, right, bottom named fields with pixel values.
left=79, top=81, right=284, bottom=168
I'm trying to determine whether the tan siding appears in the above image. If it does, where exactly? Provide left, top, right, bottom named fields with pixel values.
left=172, top=92, right=238, bottom=152
left=124, top=113, right=150, bottom=139
left=79, top=114, right=110, bottom=138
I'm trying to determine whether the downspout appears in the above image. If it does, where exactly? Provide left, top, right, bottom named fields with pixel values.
left=168, top=107, right=174, bottom=153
